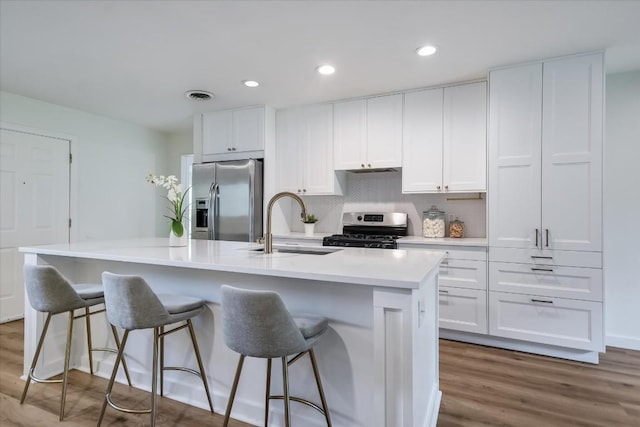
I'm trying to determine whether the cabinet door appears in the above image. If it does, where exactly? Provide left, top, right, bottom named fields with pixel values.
left=202, top=110, right=233, bottom=155
left=439, top=287, right=487, bottom=334
left=402, top=88, right=443, bottom=192
left=333, top=99, right=366, bottom=170
left=541, top=54, right=603, bottom=251
left=489, top=291, right=603, bottom=351
left=275, top=108, right=302, bottom=193
left=488, top=64, right=543, bottom=248
left=303, top=104, right=338, bottom=195
left=233, top=106, right=265, bottom=153
left=367, top=94, right=403, bottom=168
left=443, top=82, right=487, bottom=191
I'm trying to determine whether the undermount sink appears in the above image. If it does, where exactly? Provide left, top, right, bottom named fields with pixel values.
left=249, top=246, right=342, bottom=256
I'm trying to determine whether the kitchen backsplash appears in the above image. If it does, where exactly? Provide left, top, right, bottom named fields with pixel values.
left=288, top=171, right=486, bottom=237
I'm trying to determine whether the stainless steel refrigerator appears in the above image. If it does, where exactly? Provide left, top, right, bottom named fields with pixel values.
left=191, top=159, right=263, bottom=241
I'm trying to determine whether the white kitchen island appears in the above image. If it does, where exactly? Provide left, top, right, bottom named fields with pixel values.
left=20, top=238, right=444, bottom=427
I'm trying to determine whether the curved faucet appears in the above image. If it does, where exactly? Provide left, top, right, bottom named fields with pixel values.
left=265, top=191, right=307, bottom=254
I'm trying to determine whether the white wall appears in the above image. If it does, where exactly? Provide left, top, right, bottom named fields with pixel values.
left=604, top=71, right=640, bottom=350
left=0, top=91, right=171, bottom=240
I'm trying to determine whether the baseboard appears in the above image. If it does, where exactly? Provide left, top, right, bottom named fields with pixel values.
left=606, top=334, right=640, bottom=351
left=440, top=330, right=601, bottom=364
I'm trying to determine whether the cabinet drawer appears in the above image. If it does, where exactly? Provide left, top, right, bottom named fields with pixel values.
left=440, top=259, right=487, bottom=290
left=398, top=244, right=488, bottom=261
left=489, top=247, right=601, bottom=268
left=439, top=287, right=487, bottom=334
left=489, top=262, right=602, bottom=301
left=489, top=291, right=603, bottom=351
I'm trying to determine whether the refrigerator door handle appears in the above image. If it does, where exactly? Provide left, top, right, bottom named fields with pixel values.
left=208, top=182, right=218, bottom=240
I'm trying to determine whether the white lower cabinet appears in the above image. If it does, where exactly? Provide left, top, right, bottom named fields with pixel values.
left=439, top=287, right=487, bottom=334
left=489, top=291, right=603, bottom=351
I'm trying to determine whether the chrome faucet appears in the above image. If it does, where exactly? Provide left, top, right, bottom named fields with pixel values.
left=264, top=191, right=307, bottom=254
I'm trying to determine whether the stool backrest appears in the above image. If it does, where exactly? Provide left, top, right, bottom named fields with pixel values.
left=221, top=285, right=308, bottom=358
left=24, top=265, right=87, bottom=314
left=102, top=272, right=171, bottom=330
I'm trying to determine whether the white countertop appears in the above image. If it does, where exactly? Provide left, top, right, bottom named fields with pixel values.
left=20, top=238, right=445, bottom=289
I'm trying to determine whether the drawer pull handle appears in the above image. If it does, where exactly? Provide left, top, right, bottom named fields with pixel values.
left=531, top=267, right=554, bottom=272
left=439, top=290, right=449, bottom=294
left=440, top=261, right=449, bottom=265
left=531, top=298, right=553, bottom=304
left=531, top=256, right=553, bottom=260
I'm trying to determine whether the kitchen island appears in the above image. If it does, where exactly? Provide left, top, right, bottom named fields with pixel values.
left=20, top=238, right=444, bottom=427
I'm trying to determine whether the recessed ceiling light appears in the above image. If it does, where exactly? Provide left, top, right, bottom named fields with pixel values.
left=242, top=80, right=259, bottom=88
left=184, top=90, right=215, bottom=101
left=416, top=45, right=438, bottom=56
left=317, top=65, right=336, bottom=75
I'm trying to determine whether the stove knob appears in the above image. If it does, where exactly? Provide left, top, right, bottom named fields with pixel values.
left=357, top=215, right=363, bottom=221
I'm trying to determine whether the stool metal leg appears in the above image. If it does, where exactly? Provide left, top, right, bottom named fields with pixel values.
left=186, top=319, right=214, bottom=413
left=151, top=327, right=159, bottom=427
left=85, top=307, right=94, bottom=375
left=159, top=325, right=165, bottom=396
left=265, top=358, right=272, bottom=427
left=59, top=310, right=74, bottom=421
left=282, top=356, right=291, bottom=427
left=223, top=354, right=245, bottom=427
left=309, top=349, right=332, bottom=426
left=109, top=325, right=132, bottom=386
left=20, top=312, right=53, bottom=405
left=97, top=329, right=130, bottom=427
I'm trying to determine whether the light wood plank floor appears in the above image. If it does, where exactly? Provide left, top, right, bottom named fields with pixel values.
left=1, top=319, right=638, bottom=426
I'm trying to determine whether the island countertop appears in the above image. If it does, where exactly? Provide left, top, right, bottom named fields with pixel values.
left=19, top=238, right=445, bottom=289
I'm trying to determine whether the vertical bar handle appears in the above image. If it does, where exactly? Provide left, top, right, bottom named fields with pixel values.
left=545, top=228, right=550, bottom=247
left=208, top=183, right=219, bottom=240
left=535, top=228, right=539, bottom=248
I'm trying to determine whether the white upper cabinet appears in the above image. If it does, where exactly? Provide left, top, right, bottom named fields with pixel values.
left=334, top=94, right=402, bottom=170
left=443, top=82, right=487, bottom=191
left=276, top=104, right=345, bottom=196
left=366, top=94, right=403, bottom=168
left=402, top=88, right=443, bottom=192
left=195, top=106, right=267, bottom=162
left=488, top=53, right=603, bottom=251
left=403, top=82, right=487, bottom=193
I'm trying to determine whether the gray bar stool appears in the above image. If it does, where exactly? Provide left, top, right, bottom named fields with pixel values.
left=21, top=264, right=132, bottom=421
left=98, top=272, right=214, bottom=427
left=221, top=285, right=332, bottom=427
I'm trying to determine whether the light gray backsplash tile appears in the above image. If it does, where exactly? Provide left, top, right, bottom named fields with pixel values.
left=289, top=171, right=486, bottom=237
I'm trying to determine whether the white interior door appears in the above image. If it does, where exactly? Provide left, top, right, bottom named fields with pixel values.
left=0, top=127, right=70, bottom=322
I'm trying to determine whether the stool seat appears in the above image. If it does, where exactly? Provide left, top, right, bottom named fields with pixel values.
left=21, top=265, right=131, bottom=421
left=72, top=283, right=105, bottom=300
left=157, top=293, right=205, bottom=314
left=98, top=272, right=214, bottom=427
left=293, top=315, right=328, bottom=339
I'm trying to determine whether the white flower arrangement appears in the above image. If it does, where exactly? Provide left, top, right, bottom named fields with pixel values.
left=146, top=173, right=190, bottom=237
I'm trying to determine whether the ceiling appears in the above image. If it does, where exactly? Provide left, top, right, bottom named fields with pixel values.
left=1, top=1, right=639, bottom=134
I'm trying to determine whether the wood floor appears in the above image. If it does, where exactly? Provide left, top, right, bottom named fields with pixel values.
left=1, top=319, right=638, bottom=426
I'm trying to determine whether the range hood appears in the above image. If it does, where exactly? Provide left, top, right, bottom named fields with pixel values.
left=345, top=167, right=400, bottom=174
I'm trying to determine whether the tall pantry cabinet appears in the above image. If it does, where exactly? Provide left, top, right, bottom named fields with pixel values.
left=488, top=53, right=604, bottom=361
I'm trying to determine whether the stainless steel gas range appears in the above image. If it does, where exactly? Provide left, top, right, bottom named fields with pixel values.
left=322, top=212, right=408, bottom=249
